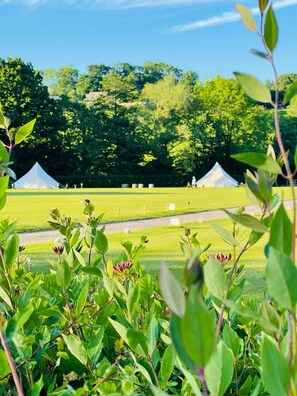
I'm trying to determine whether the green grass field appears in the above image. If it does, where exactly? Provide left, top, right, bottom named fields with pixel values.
left=2, top=186, right=294, bottom=231
left=6, top=186, right=293, bottom=300
left=25, top=216, right=268, bottom=300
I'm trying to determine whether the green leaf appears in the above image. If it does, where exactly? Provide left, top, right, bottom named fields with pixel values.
left=0, top=349, right=11, bottom=379
left=94, top=231, right=108, bottom=254
left=76, top=283, right=89, bottom=318
left=232, top=152, right=281, bottom=174
left=127, top=281, right=140, bottom=317
left=109, top=317, right=129, bottom=344
left=0, top=116, right=11, bottom=129
left=234, top=73, right=271, bottom=103
left=147, top=316, right=159, bottom=356
left=0, top=286, right=13, bottom=309
left=260, top=300, right=281, bottom=336
left=205, top=341, right=234, bottom=396
left=0, top=176, right=9, bottom=197
left=159, top=263, right=185, bottom=317
left=264, top=5, right=278, bottom=52
left=245, top=170, right=263, bottom=206
left=73, top=249, right=86, bottom=268
left=180, top=287, right=216, bottom=367
left=0, top=193, right=7, bottom=210
left=151, top=385, right=170, bottom=396
left=210, top=223, right=238, bottom=247
left=234, top=4, right=257, bottom=32
left=222, top=325, right=242, bottom=358
left=6, top=304, right=34, bottom=340
left=81, top=266, right=101, bottom=277
left=284, top=80, right=297, bottom=105
left=4, top=233, right=19, bottom=272
left=127, top=329, right=148, bottom=356
left=204, top=257, right=226, bottom=299
left=245, top=173, right=266, bottom=205
left=222, top=210, right=268, bottom=233
left=62, top=334, right=88, bottom=367
left=56, top=260, right=71, bottom=289
left=176, top=359, right=202, bottom=395
left=0, top=143, right=9, bottom=164
left=15, top=119, right=36, bottom=145
left=134, top=356, right=156, bottom=384
left=257, top=169, right=272, bottom=202
left=250, top=49, right=269, bottom=60
left=170, top=314, right=196, bottom=371
left=249, top=227, right=264, bottom=246
left=87, top=327, right=104, bottom=365
left=261, top=334, right=289, bottom=396
left=0, top=111, right=4, bottom=129
left=238, top=375, right=253, bottom=395
left=225, top=299, right=283, bottom=334
left=28, top=375, right=43, bottom=396
left=224, top=300, right=263, bottom=322
left=160, top=344, right=176, bottom=387
left=266, top=247, right=297, bottom=310
left=70, top=227, right=80, bottom=246
left=269, top=203, right=292, bottom=256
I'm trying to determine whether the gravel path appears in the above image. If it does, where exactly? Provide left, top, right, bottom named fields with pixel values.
left=19, top=201, right=294, bottom=245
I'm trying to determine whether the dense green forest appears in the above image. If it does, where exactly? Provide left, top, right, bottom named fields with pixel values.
left=0, top=57, right=296, bottom=186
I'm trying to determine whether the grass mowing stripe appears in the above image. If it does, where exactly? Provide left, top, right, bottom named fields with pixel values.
left=24, top=217, right=267, bottom=300
left=2, top=187, right=293, bottom=232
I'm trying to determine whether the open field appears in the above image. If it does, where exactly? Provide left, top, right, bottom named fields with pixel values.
left=2, top=186, right=294, bottom=231
left=25, top=216, right=268, bottom=300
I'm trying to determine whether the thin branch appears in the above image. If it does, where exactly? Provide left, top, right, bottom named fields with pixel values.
left=216, top=241, right=249, bottom=338
left=148, top=354, right=161, bottom=389
left=0, top=331, right=24, bottom=396
left=197, top=367, right=209, bottom=396
left=92, top=355, right=121, bottom=392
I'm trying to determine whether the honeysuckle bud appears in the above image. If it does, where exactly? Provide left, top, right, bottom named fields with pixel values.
left=162, top=307, right=171, bottom=318
left=184, top=228, right=191, bottom=237
left=258, top=0, right=268, bottom=14
left=52, top=245, right=64, bottom=256
left=113, top=261, right=133, bottom=275
left=184, top=255, right=203, bottom=288
left=208, top=253, right=232, bottom=266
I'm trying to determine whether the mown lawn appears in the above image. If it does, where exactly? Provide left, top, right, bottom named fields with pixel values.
left=2, top=186, right=294, bottom=231
left=25, top=216, right=268, bottom=300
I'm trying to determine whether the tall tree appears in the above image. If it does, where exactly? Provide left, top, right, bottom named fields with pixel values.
left=75, top=64, right=111, bottom=98
left=185, top=76, right=274, bottom=174
left=0, top=58, right=66, bottom=176
left=88, top=71, right=145, bottom=174
left=43, top=65, right=79, bottom=100
left=139, top=75, right=190, bottom=173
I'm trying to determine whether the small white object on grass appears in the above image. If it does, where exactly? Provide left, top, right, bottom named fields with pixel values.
left=124, top=228, right=131, bottom=234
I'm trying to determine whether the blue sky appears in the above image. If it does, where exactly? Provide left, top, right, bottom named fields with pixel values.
left=0, top=0, right=296, bottom=82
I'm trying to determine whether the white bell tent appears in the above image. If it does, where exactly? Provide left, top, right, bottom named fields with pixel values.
left=14, top=162, right=59, bottom=189
left=196, top=162, right=238, bottom=188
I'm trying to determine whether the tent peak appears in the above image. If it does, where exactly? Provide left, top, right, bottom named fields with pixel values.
left=15, top=162, right=59, bottom=189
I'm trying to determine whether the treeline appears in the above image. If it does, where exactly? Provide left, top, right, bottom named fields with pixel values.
left=0, top=57, right=297, bottom=186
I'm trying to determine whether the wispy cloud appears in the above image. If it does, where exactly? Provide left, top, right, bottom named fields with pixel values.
left=0, top=0, right=47, bottom=4
left=170, top=0, right=297, bottom=32
left=0, top=0, right=219, bottom=8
